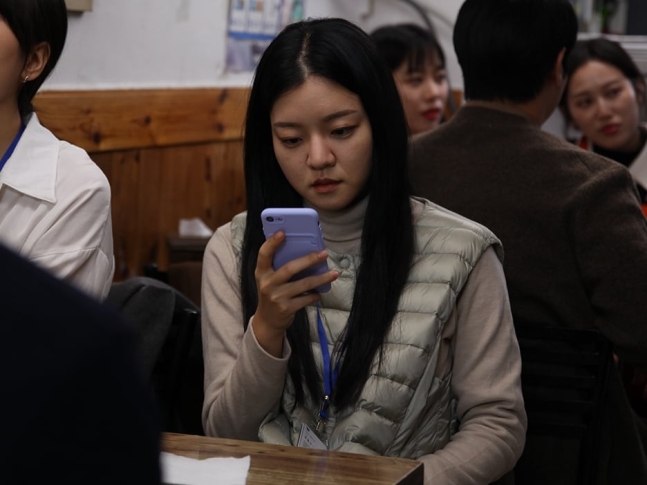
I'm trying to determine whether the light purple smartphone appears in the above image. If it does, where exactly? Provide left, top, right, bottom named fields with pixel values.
left=261, top=208, right=331, bottom=293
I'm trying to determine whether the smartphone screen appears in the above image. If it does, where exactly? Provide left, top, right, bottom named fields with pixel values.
left=261, top=208, right=331, bottom=293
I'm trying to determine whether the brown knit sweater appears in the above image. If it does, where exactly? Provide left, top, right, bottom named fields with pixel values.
left=410, top=105, right=647, bottom=484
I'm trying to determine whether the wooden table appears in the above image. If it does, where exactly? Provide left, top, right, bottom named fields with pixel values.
left=163, top=433, right=424, bottom=485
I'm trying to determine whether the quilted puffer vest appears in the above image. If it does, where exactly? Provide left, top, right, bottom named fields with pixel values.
left=230, top=198, right=501, bottom=459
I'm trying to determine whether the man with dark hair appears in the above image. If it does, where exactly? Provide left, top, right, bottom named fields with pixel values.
left=410, top=0, right=647, bottom=483
left=0, top=243, right=162, bottom=484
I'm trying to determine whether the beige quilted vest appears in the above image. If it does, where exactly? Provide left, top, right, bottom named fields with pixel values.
left=230, top=198, right=501, bottom=458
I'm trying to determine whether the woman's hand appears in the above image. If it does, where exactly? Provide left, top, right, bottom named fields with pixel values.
left=252, top=231, right=339, bottom=357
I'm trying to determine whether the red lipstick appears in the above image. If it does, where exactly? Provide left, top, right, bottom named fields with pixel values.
left=423, top=108, right=441, bottom=121
left=601, top=124, right=619, bottom=136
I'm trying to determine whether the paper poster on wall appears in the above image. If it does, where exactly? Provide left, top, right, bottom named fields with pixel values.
left=226, top=0, right=305, bottom=72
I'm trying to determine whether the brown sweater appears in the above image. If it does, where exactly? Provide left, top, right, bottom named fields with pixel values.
left=410, top=105, right=647, bottom=484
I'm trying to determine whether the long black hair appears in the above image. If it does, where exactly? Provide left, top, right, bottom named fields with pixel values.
left=241, top=18, right=414, bottom=411
left=0, top=0, right=68, bottom=117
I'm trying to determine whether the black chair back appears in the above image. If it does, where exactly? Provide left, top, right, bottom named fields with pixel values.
left=106, top=277, right=204, bottom=435
left=514, top=323, right=612, bottom=485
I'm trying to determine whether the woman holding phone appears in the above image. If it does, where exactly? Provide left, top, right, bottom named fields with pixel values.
left=201, top=18, right=526, bottom=484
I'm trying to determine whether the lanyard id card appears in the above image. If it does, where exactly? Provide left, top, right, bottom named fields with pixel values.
left=314, top=305, right=346, bottom=440
left=297, top=423, right=327, bottom=450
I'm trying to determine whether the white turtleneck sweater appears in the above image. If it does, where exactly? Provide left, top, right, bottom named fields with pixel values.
left=201, top=197, right=526, bottom=485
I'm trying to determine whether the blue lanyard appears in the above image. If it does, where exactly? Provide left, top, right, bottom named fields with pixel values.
left=315, top=305, right=343, bottom=426
left=0, top=123, right=26, bottom=173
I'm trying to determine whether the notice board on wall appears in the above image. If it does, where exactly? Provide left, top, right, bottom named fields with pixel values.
left=65, top=0, right=92, bottom=12
left=226, top=0, right=305, bottom=72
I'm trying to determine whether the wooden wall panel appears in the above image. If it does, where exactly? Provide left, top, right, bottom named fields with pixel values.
left=34, top=88, right=248, bottom=152
left=34, top=88, right=249, bottom=280
left=92, top=141, right=245, bottom=281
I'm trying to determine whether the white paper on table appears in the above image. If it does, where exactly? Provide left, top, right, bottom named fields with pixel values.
left=178, top=218, right=214, bottom=238
left=160, top=452, right=250, bottom=485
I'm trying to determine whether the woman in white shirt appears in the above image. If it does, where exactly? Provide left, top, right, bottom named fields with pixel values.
left=0, top=0, right=114, bottom=299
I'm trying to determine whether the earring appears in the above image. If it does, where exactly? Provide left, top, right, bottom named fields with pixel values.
left=22, top=75, right=29, bottom=83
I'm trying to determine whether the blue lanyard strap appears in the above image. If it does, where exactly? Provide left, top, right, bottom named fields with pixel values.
left=0, top=123, right=26, bottom=173
left=316, top=305, right=342, bottom=422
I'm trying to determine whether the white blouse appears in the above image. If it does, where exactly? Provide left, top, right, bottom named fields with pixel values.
left=0, top=113, right=114, bottom=299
